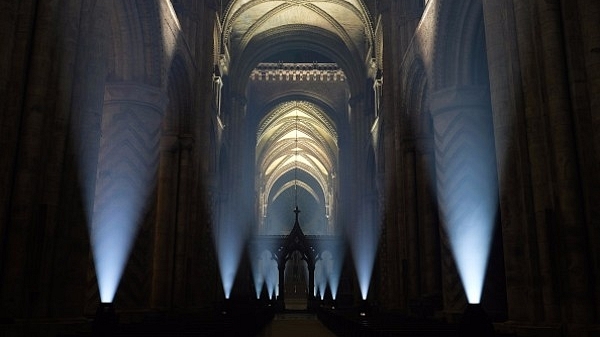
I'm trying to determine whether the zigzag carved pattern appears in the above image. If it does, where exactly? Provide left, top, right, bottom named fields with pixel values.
left=433, top=109, right=496, bottom=310
left=93, top=108, right=161, bottom=225
left=433, top=110, right=496, bottom=232
left=91, top=105, right=162, bottom=306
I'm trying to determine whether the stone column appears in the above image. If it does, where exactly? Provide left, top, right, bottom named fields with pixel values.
left=151, top=134, right=179, bottom=309
left=347, top=95, right=363, bottom=216
left=72, top=1, right=111, bottom=316
left=223, top=91, right=248, bottom=224
left=378, top=2, right=401, bottom=310
left=0, top=0, right=111, bottom=318
left=483, top=0, right=567, bottom=326
left=535, top=0, right=594, bottom=326
left=277, top=259, right=286, bottom=308
left=416, top=136, right=441, bottom=301
left=405, top=148, right=421, bottom=300
left=172, top=135, right=194, bottom=308
left=308, top=262, right=315, bottom=306
left=481, top=0, right=544, bottom=323
left=92, top=82, right=167, bottom=305
left=485, top=0, right=597, bottom=329
left=568, top=0, right=600, bottom=320
left=430, top=85, right=498, bottom=318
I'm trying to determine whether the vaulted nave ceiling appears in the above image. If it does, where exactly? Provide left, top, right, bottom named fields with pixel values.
left=256, top=100, right=338, bottom=207
left=222, top=0, right=374, bottom=67
left=220, top=0, right=374, bottom=234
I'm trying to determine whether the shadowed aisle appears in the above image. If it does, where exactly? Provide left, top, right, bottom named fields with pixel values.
left=257, top=313, right=337, bottom=337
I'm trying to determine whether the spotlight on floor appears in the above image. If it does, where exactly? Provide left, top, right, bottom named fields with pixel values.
left=349, top=208, right=380, bottom=303
left=92, top=302, right=117, bottom=336
left=358, top=299, right=369, bottom=317
left=434, top=111, right=499, bottom=307
left=457, top=303, right=495, bottom=337
left=215, top=216, right=245, bottom=301
left=221, top=298, right=231, bottom=315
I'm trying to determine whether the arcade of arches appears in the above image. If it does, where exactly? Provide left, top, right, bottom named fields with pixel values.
left=0, top=0, right=599, bottom=336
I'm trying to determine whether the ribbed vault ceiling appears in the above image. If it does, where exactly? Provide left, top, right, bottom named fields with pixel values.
left=223, top=0, right=373, bottom=63
left=222, top=1, right=372, bottom=233
left=257, top=100, right=337, bottom=206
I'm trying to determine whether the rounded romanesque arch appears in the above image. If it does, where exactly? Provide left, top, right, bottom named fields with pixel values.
left=256, top=100, right=339, bottom=235
left=423, top=0, right=503, bottom=317
left=107, top=2, right=165, bottom=87
left=231, top=27, right=365, bottom=97
left=431, top=0, right=488, bottom=90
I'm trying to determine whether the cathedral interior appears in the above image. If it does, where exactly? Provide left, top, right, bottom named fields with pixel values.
left=0, top=0, right=599, bottom=336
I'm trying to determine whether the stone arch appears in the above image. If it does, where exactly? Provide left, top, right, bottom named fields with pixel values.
left=229, top=26, right=366, bottom=97
left=256, top=98, right=339, bottom=235
left=221, top=0, right=375, bottom=57
left=107, top=1, right=165, bottom=87
left=252, top=91, right=346, bottom=133
left=374, top=15, right=384, bottom=71
left=424, top=0, right=506, bottom=316
left=403, top=58, right=430, bottom=136
left=432, top=0, right=488, bottom=90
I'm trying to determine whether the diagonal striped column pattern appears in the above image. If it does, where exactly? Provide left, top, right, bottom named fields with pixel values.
left=90, top=82, right=167, bottom=303
left=430, top=86, right=498, bottom=306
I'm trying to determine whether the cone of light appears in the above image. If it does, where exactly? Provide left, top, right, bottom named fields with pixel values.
left=217, top=246, right=242, bottom=299
left=215, top=213, right=245, bottom=299
left=442, top=195, right=496, bottom=304
left=263, top=251, right=279, bottom=300
left=321, top=249, right=343, bottom=300
left=250, top=252, right=266, bottom=299
left=87, top=127, right=159, bottom=303
left=355, top=249, right=376, bottom=300
left=251, top=250, right=278, bottom=299
left=436, top=120, right=498, bottom=304
left=349, top=206, right=379, bottom=300
left=328, top=275, right=339, bottom=300
left=315, top=259, right=327, bottom=298
left=91, top=200, right=141, bottom=303
left=253, top=272, right=264, bottom=299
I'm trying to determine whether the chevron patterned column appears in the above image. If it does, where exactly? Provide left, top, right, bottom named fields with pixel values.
left=90, top=82, right=167, bottom=303
left=430, top=86, right=498, bottom=317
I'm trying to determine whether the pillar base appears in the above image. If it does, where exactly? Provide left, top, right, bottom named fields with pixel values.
left=93, top=303, right=118, bottom=337
left=457, top=304, right=495, bottom=337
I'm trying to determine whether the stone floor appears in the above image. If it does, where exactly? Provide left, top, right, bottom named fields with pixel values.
left=257, top=313, right=337, bottom=337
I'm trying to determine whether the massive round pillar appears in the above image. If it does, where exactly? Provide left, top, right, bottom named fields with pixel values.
left=91, top=82, right=167, bottom=304
left=430, top=85, right=497, bottom=316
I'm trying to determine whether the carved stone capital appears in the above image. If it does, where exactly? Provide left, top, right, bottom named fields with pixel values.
left=104, top=82, right=169, bottom=114
left=429, top=85, right=490, bottom=116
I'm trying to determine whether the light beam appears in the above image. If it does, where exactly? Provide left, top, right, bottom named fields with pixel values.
left=83, top=96, right=163, bottom=303
left=215, top=212, right=246, bottom=299
left=321, top=249, right=343, bottom=300
left=434, top=110, right=499, bottom=304
left=348, top=205, right=379, bottom=300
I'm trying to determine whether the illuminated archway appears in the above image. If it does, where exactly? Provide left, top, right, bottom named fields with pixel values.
left=215, top=0, right=379, bottom=303
left=256, top=101, right=338, bottom=235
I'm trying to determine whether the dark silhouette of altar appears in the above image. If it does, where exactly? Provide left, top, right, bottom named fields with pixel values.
left=249, top=207, right=346, bottom=311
